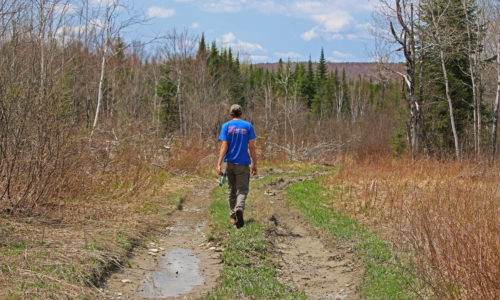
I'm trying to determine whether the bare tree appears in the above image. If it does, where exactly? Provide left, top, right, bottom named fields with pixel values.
left=376, top=0, right=423, bottom=158
left=462, top=0, right=484, bottom=156
left=492, top=33, right=500, bottom=156
left=89, top=0, right=146, bottom=132
left=161, top=28, right=197, bottom=136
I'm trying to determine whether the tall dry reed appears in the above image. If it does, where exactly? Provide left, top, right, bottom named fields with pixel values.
left=324, top=155, right=499, bottom=299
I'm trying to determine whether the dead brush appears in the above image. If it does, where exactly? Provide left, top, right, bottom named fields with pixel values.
left=165, top=138, right=217, bottom=176
left=0, top=129, right=207, bottom=298
left=324, top=155, right=500, bottom=299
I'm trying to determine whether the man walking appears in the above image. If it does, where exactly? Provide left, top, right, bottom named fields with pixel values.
left=217, top=104, right=258, bottom=228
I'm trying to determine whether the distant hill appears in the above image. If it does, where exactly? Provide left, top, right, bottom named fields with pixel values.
left=254, top=62, right=405, bottom=82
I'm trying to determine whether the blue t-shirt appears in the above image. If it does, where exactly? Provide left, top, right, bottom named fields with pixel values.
left=219, top=119, right=256, bottom=165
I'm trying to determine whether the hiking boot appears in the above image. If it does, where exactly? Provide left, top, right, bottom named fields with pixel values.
left=235, top=210, right=244, bottom=229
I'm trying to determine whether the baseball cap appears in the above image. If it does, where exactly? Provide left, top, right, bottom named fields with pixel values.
left=230, top=104, right=242, bottom=115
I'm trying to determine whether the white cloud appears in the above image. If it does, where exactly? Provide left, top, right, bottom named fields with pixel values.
left=332, top=50, right=354, bottom=59
left=357, top=22, right=375, bottom=33
left=218, top=32, right=266, bottom=53
left=309, top=11, right=352, bottom=32
left=294, top=1, right=354, bottom=41
left=190, top=22, right=200, bottom=29
left=301, top=27, right=318, bottom=41
left=147, top=6, right=175, bottom=18
left=220, top=32, right=236, bottom=43
left=275, top=51, right=302, bottom=59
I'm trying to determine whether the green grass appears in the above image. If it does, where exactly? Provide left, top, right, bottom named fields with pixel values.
left=286, top=178, right=422, bottom=300
left=202, top=183, right=307, bottom=300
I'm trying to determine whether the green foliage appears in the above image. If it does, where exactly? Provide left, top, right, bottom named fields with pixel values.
left=157, top=63, right=179, bottom=134
left=391, top=118, right=408, bottom=157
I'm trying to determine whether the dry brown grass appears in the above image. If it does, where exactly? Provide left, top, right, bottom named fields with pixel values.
left=323, top=154, right=500, bottom=299
left=0, top=133, right=218, bottom=298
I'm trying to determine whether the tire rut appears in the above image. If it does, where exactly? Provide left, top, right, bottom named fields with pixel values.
left=262, top=173, right=363, bottom=300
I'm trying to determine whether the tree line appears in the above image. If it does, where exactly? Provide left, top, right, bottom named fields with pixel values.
left=0, top=0, right=499, bottom=214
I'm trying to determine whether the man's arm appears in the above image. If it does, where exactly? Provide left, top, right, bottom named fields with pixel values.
left=217, top=141, right=228, bottom=175
left=249, top=139, right=258, bottom=176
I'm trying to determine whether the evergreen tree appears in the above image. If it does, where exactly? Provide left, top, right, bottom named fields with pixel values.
left=157, top=62, right=178, bottom=133
left=196, top=33, right=207, bottom=61
left=312, top=48, right=328, bottom=119
left=301, top=56, right=316, bottom=108
left=208, top=41, right=219, bottom=76
left=341, top=67, right=350, bottom=117
left=419, top=0, right=474, bottom=153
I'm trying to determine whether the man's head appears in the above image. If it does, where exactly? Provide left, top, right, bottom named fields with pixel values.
left=230, top=104, right=242, bottom=118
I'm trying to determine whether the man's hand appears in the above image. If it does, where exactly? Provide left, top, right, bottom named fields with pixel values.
left=252, top=164, right=258, bottom=176
left=217, top=141, right=228, bottom=176
left=249, top=139, right=258, bottom=176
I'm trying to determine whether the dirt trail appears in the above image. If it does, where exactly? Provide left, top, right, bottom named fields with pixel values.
left=104, top=180, right=222, bottom=300
left=262, top=173, right=363, bottom=300
left=104, top=171, right=363, bottom=300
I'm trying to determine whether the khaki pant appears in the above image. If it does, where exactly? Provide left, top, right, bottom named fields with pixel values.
left=226, top=163, right=250, bottom=218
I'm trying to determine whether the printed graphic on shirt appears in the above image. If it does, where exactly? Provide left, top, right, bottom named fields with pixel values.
left=228, top=126, right=248, bottom=135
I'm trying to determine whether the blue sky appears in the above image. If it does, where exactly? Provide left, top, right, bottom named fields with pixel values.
left=102, top=0, right=378, bottom=63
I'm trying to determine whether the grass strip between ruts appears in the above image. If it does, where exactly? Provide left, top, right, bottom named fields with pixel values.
left=202, top=182, right=307, bottom=300
left=285, top=177, right=423, bottom=300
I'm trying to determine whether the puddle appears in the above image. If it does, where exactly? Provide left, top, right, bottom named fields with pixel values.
left=138, top=249, right=205, bottom=298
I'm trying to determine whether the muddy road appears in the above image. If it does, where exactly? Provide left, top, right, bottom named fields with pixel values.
left=105, top=181, right=222, bottom=299
left=103, top=171, right=363, bottom=299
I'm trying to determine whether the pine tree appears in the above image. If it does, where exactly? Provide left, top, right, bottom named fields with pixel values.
left=419, top=0, right=474, bottom=155
left=301, top=56, right=316, bottom=108
left=196, top=33, right=207, bottom=61
left=312, top=48, right=328, bottom=118
left=157, top=62, right=178, bottom=133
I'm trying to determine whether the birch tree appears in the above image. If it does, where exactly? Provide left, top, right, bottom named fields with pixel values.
left=492, top=33, right=500, bottom=156
left=389, top=0, right=422, bottom=157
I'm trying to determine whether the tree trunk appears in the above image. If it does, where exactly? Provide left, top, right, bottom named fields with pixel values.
left=431, top=8, right=460, bottom=159
left=463, top=0, right=481, bottom=156
left=176, top=73, right=184, bottom=137
left=492, top=35, right=500, bottom=157
left=391, top=0, right=419, bottom=158
left=93, top=37, right=107, bottom=129
left=439, top=47, right=460, bottom=159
